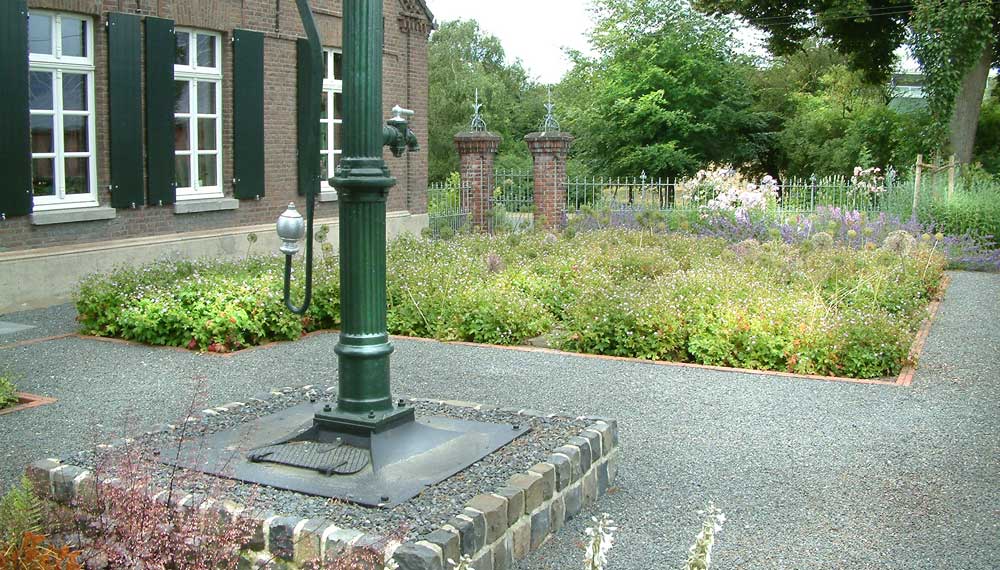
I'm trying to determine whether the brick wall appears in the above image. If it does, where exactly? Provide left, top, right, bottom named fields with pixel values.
left=0, top=0, right=430, bottom=253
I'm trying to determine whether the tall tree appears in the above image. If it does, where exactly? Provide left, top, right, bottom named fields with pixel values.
left=696, top=0, right=1000, bottom=163
left=558, top=0, right=770, bottom=178
left=427, top=20, right=544, bottom=182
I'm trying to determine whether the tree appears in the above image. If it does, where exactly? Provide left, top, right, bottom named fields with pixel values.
left=747, top=40, right=847, bottom=177
left=696, top=0, right=1000, bottom=164
left=427, top=20, right=545, bottom=182
left=777, top=64, right=934, bottom=177
left=911, top=0, right=998, bottom=164
left=557, top=0, right=771, bottom=179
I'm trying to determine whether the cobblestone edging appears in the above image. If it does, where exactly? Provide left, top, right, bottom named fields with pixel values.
left=24, top=398, right=619, bottom=570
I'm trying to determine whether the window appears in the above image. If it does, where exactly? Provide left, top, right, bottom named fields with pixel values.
left=28, top=11, right=97, bottom=211
left=320, top=48, right=343, bottom=189
left=174, top=29, right=223, bottom=200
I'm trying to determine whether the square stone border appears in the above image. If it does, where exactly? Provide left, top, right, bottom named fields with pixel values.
left=0, top=392, right=57, bottom=416
left=25, top=393, right=619, bottom=570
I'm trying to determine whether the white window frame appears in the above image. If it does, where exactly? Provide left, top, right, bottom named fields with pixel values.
left=173, top=28, right=224, bottom=201
left=320, top=47, right=343, bottom=193
left=28, top=11, right=98, bottom=212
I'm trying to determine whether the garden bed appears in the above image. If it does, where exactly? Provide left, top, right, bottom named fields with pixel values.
left=76, top=228, right=947, bottom=380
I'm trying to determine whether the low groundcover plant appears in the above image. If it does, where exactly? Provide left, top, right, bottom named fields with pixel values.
left=76, top=225, right=946, bottom=379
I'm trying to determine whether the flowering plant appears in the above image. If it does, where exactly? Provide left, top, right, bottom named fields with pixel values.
left=705, top=174, right=778, bottom=215
left=584, top=513, right=617, bottom=570
left=850, top=166, right=885, bottom=195
left=677, top=165, right=778, bottom=215
left=677, top=165, right=742, bottom=205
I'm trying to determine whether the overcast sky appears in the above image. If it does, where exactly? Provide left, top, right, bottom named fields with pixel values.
left=421, top=1, right=930, bottom=82
left=423, top=0, right=596, bottom=84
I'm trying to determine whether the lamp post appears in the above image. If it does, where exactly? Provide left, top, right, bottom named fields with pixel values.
left=280, top=0, right=419, bottom=435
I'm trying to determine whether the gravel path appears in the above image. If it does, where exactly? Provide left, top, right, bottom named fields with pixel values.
left=0, top=271, right=997, bottom=569
left=0, top=303, right=78, bottom=347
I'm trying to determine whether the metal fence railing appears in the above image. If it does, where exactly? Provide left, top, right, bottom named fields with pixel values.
left=492, top=168, right=535, bottom=214
left=426, top=178, right=467, bottom=237
left=427, top=166, right=994, bottom=235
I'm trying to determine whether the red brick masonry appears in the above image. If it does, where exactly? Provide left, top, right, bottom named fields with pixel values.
left=1, top=0, right=430, bottom=253
left=525, top=131, right=573, bottom=231
left=454, top=131, right=501, bottom=230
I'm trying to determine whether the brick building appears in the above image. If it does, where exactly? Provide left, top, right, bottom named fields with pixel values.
left=0, top=0, right=433, bottom=312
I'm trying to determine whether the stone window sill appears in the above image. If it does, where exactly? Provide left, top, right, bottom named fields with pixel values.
left=319, top=189, right=339, bottom=203
left=173, top=197, right=240, bottom=215
left=30, top=206, right=117, bottom=226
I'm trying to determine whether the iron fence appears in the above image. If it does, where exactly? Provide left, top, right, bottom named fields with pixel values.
left=426, top=178, right=468, bottom=237
left=565, top=172, right=912, bottom=215
left=428, top=166, right=988, bottom=235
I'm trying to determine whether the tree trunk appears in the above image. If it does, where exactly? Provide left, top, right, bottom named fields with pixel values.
left=948, top=40, right=993, bottom=164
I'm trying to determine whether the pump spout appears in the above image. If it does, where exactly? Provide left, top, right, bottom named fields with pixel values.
left=384, top=105, right=419, bottom=157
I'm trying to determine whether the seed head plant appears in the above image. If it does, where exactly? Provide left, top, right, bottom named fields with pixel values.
left=583, top=513, right=616, bottom=570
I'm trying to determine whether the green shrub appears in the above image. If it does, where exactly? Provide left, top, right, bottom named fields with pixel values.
left=75, top=257, right=338, bottom=352
left=918, top=183, right=1000, bottom=247
left=0, top=375, right=17, bottom=410
left=76, top=229, right=944, bottom=378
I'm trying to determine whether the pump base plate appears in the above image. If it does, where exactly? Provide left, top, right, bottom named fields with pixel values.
left=163, top=402, right=530, bottom=507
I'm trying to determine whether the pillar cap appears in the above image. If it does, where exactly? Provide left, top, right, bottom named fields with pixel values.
left=454, top=130, right=502, bottom=142
left=454, top=131, right=502, bottom=154
left=525, top=131, right=574, bottom=143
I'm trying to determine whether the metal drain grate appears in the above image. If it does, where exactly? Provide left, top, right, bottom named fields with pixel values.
left=247, top=441, right=369, bottom=475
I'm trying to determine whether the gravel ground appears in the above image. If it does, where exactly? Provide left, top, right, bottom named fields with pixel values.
left=64, top=390, right=589, bottom=539
left=0, top=303, right=78, bottom=347
left=0, top=270, right=997, bottom=569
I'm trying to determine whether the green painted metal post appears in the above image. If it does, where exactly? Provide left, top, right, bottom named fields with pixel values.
left=319, top=0, right=412, bottom=433
left=288, top=0, right=414, bottom=434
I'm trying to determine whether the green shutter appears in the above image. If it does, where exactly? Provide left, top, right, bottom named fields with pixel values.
left=144, top=17, right=175, bottom=206
left=0, top=1, right=32, bottom=218
left=296, top=39, right=320, bottom=197
left=233, top=29, right=265, bottom=199
left=107, top=13, right=143, bottom=209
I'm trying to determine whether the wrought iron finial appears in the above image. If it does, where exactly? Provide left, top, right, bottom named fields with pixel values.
left=470, top=88, right=487, bottom=132
left=543, top=87, right=560, bottom=132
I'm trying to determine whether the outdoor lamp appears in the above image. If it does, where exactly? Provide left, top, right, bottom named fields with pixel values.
left=276, top=202, right=306, bottom=256
left=277, top=200, right=313, bottom=314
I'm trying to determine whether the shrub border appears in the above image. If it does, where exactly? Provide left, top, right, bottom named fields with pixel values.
left=24, top=390, right=620, bottom=570
left=431, top=274, right=951, bottom=388
left=65, top=275, right=950, bottom=385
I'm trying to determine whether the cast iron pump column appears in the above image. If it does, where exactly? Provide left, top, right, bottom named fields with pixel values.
left=280, top=0, right=419, bottom=435
left=178, top=0, right=527, bottom=506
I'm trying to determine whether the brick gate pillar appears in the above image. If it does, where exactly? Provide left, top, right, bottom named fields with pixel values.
left=454, top=131, right=501, bottom=231
left=525, top=132, right=573, bottom=230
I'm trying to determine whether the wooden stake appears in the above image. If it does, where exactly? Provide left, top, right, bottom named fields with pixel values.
left=912, top=154, right=922, bottom=218
left=947, top=154, right=956, bottom=201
